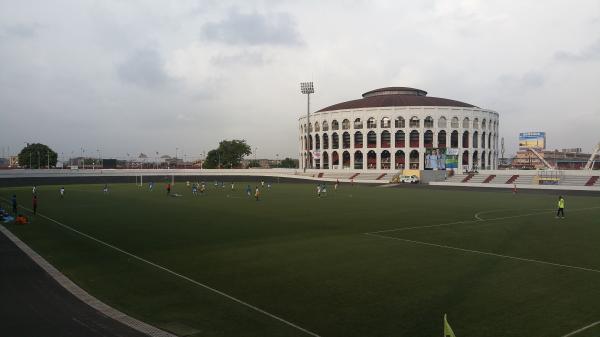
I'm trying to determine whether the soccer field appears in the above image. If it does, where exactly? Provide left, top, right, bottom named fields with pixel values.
left=2, top=182, right=600, bottom=337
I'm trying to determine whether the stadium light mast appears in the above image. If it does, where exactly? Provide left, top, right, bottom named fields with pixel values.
left=300, top=82, right=314, bottom=172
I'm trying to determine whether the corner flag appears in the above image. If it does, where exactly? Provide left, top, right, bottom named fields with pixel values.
left=444, top=314, right=456, bottom=337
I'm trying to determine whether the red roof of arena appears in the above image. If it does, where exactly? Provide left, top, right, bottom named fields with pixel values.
left=317, top=87, right=477, bottom=112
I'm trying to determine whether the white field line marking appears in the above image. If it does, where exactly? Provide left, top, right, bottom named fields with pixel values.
left=365, top=232, right=600, bottom=274
left=561, top=320, right=600, bottom=337
left=367, top=206, right=600, bottom=235
left=473, top=209, right=507, bottom=221
left=4, top=201, right=321, bottom=337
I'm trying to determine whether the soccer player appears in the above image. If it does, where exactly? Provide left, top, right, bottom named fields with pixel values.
left=556, top=196, right=565, bottom=219
left=200, top=183, right=205, bottom=195
left=254, top=186, right=260, bottom=201
left=335, top=179, right=339, bottom=191
left=316, top=184, right=321, bottom=198
left=261, top=180, right=265, bottom=187
left=32, top=185, right=37, bottom=195
left=246, top=185, right=252, bottom=197
left=513, top=182, right=517, bottom=194
left=149, top=181, right=154, bottom=191
left=267, top=182, right=271, bottom=189
left=322, top=183, right=328, bottom=197
left=192, top=183, right=198, bottom=196
left=166, top=183, right=171, bottom=195
left=32, top=195, right=38, bottom=215
left=11, top=194, right=17, bottom=214
left=103, top=184, right=109, bottom=194
left=59, top=187, right=65, bottom=198
left=231, top=182, right=235, bottom=191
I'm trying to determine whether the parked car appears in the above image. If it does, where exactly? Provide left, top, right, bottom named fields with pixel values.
left=399, top=175, right=419, bottom=183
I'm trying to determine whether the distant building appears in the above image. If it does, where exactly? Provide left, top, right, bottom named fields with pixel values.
left=512, top=148, right=599, bottom=170
left=9, top=156, right=19, bottom=168
left=240, top=159, right=281, bottom=168
left=299, top=87, right=499, bottom=171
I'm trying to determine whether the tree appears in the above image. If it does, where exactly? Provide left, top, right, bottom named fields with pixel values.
left=203, top=140, right=252, bottom=169
left=18, top=143, right=58, bottom=169
left=203, top=149, right=220, bottom=169
left=278, top=157, right=298, bottom=168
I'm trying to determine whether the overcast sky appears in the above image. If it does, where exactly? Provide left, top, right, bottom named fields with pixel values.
left=1, top=0, right=599, bottom=160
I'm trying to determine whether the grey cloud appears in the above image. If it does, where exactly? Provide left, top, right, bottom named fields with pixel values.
left=201, top=9, right=303, bottom=46
left=497, top=71, right=545, bottom=89
left=555, top=38, right=600, bottom=62
left=211, top=51, right=269, bottom=66
left=520, top=71, right=545, bottom=88
left=3, top=23, right=39, bottom=38
left=117, top=48, right=170, bottom=88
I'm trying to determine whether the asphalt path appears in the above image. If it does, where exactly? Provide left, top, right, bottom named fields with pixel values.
left=0, top=229, right=149, bottom=337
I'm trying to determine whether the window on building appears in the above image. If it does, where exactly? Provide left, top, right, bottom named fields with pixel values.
left=424, top=116, right=434, bottom=128
left=367, top=117, right=377, bottom=129
left=381, top=117, right=391, bottom=128
left=395, top=116, right=405, bottom=128
left=354, top=118, right=363, bottom=129
left=409, top=117, right=420, bottom=128
left=438, top=116, right=447, bottom=128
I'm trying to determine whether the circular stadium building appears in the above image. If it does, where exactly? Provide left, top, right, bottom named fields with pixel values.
left=299, top=87, right=499, bottom=172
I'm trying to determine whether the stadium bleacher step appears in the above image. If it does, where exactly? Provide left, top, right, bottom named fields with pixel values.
left=482, top=175, right=496, bottom=183
left=585, top=176, right=599, bottom=186
left=461, top=173, right=475, bottom=183
left=506, top=175, right=519, bottom=184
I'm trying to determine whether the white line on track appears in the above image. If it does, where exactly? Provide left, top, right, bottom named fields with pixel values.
left=364, top=232, right=600, bottom=274
left=561, top=320, right=600, bottom=337
left=3, top=199, right=321, bottom=337
left=367, top=206, right=600, bottom=234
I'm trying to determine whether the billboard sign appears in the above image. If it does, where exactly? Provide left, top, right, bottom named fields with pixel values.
left=445, top=148, right=459, bottom=169
left=425, top=148, right=451, bottom=170
left=519, top=132, right=546, bottom=150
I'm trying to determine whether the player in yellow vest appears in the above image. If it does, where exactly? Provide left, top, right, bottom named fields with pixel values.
left=556, top=196, right=565, bottom=219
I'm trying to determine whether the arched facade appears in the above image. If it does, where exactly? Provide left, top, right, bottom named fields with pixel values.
left=299, top=87, right=499, bottom=171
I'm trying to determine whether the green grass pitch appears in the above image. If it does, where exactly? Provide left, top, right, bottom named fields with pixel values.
left=2, top=182, right=600, bottom=337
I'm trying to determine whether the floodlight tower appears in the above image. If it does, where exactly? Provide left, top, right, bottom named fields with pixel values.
left=300, top=82, right=314, bottom=172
